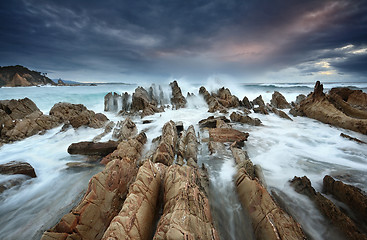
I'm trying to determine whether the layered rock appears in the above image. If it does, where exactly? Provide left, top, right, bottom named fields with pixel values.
left=177, top=125, right=198, bottom=167
left=268, top=106, right=293, bottom=121
left=67, top=141, right=119, bottom=156
left=152, top=121, right=178, bottom=166
left=323, top=175, right=367, bottom=224
left=102, top=160, right=164, bottom=240
left=329, top=87, right=367, bottom=109
left=199, top=86, right=239, bottom=113
left=153, top=165, right=220, bottom=240
left=199, top=116, right=230, bottom=128
left=252, top=95, right=266, bottom=107
left=50, top=102, right=109, bottom=129
left=291, top=176, right=367, bottom=240
left=170, top=80, right=186, bottom=109
left=230, top=112, right=262, bottom=126
left=0, top=98, right=60, bottom=143
left=298, top=81, right=367, bottom=134
left=270, top=91, right=291, bottom=109
left=131, top=86, right=162, bottom=117
left=42, top=133, right=147, bottom=240
left=0, top=161, right=36, bottom=178
left=209, top=128, right=249, bottom=143
left=112, top=117, right=137, bottom=141
left=235, top=169, right=305, bottom=240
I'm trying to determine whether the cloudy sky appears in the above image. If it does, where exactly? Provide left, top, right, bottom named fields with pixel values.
left=0, top=0, right=366, bottom=83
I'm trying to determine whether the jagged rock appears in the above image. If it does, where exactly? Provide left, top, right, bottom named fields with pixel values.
left=215, top=87, right=240, bottom=108
left=236, top=170, right=306, bottom=240
left=253, top=105, right=269, bottom=115
left=170, top=80, right=186, bottom=109
left=269, top=107, right=293, bottom=121
left=153, top=165, right=220, bottom=239
left=328, top=92, right=367, bottom=119
left=50, top=102, right=108, bottom=129
left=231, top=146, right=255, bottom=179
left=290, top=176, right=367, bottom=240
left=242, top=96, right=253, bottom=109
left=271, top=91, right=291, bottom=109
left=41, top=158, right=138, bottom=240
left=67, top=140, right=119, bottom=156
left=0, top=98, right=39, bottom=120
left=0, top=161, right=36, bottom=178
left=104, top=92, right=120, bottom=112
left=0, top=65, right=56, bottom=87
left=230, top=112, right=262, bottom=126
left=299, top=81, right=367, bottom=135
left=199, top=86, right=225, bottom=113
left=198, top=116, right=230, bottom=128
left=177, top=125, right=198, bottom=166
left=252, top=95, right=265, bottom=107
left=152, top=121, right=178, bottom=166
left=323, top=175, right=367, bottom=224
left=101, top=132, right=147, bottom=164
left=102, top=161, right=164, bottom=240
left=93, top=121, right=115, bottom=142
left=340, top=133, right=367, bottom=144
left=209, top=128, right=249, bottom=143
left=330, top=87, right=367, bottom=109
left=208, top=141, right=225, bottom=154
left=131, top=86, right=161, bottom=117
left=112, top=117, right=137, bottom=141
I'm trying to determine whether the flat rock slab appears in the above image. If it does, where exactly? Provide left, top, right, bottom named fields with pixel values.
left=209, top=128, right=249, bottom=143
left=68, top=140, right=119, bottom=156
left=0, top=161, right=36, bottom=178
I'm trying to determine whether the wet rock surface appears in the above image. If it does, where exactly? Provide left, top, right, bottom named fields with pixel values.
left=0, top=161, right=36, bottom=178
left=170, top=80, right=186, bottom=109
left=152, top=121, right=178, bottom=166
left=199, top=86, right=239, bottom=113
left=199, top=115, right=230, bottom=128
left=271, top=91, right=291, bottom=109
left=230, top=112, right=262, bottom=126
left=67, top=141, right=119, bottom=156
left=209, top=128, right=249, bottom=143
left=291, top=176, right=367, bottom=240
left=112, top=117, right=137, bottom=141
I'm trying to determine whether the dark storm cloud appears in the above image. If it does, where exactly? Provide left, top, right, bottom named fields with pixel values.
left=0, top=0, right=366, bottom=82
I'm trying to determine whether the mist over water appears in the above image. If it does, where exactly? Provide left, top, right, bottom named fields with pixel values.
left=1, top=80, right=367, bottom=239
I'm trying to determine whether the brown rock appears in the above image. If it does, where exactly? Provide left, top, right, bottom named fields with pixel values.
left=231, top=146, right=255, bottom=179
left=290, top=176, right=367, bottom=240
left=253, top=105, right=269, bottom=115
left=269, top=107, right=293, bottom=121
left=131, top=86, right=161, bottom=117
left=209, top=128, right=249, bottom=143
left=170, top=80, right=187, bottom=109
left=0, top=161, right=36, bottom=178
left=152, top=121, right=178, bottom=166
left=340, top=133, right=367, bottom=144
left=299, top=82, right=367, bottom=135
left=42, top=157, right=138, bottom=240
left=102, top=160, right=164, bottom=240
left=112, top=117, right=137, bottom=140
left=271, top=91, right=291, bottom=109
left=67, top=141, right=119, bottom=156
left=242, top=96, right=253, bottom=109
left=153, top=165, right=220, bottom=240
left=198, top=115, right=230, bottom=128
left=323, top=175, right=367, bottom=224
left=253, top=95, right=265, bottom=107
left=177, top=125, right=198, bottom=166
left=236, top=170, right=306, bottom=240
left=0, top=97, right=39, bottom=120
left=328, top=92, right=367, bottom=119
left=230, top=112, right=262, bottom=126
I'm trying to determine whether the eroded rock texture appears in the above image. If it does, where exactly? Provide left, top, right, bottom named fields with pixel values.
left=102, top=160, right=165, bottom=240
left=153, top=165, right=220, bottom=240
left=199, top=86, right=239, bottom=113
left=170, top=80, right=186, bottom=109
left=230, top=112, right=262, bottom=126
left=291, top=176, right=367, bottom=240
left=271, top=91, right=291, bottom=109
left=152, top=121, right=178, bottom=166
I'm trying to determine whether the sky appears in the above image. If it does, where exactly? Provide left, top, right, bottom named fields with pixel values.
left=0, top=0, right=366, bottom=83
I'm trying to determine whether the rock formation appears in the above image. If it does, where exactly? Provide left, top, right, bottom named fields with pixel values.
left=242, top=96, right=253, bottom=109
left=67, top=141, right=119, bottom=156
left=170, top=80, right=186, bottom=109
left=41, top=133, right=147, bottom=240
left=0, top=161, right=37, bottom=178
left=177, top=125, right=198, bottom=167
left=291, top=176, right=367, bottom=240
left=112, top=117, right=137, bottom=141
left=297, top=81, right=367, bottom=134
left=209, top=128, right=249, bottom=143
left=50, top=102, right=109, bottom=129
left=131, top=86, right=162, bottom=117
left=323, top=175, right=367, bottom=224
left=102, top=160, right=164, bottom=240
left=0, top=65, right=56, bottom=87
left=152, top=121, right=178, bottom=166
left=153, top=165, right=220, bottom=240
left=199, top=116, right=230, bottom=128
left=340, top=133, right=367, bottom=144
left=199, top=86, right=240, bottom=113
left=268, top=106, right=293, bottom=121
left=230, top=112, right=262, bottom=126
left=271, top=91, right=291, bottom=109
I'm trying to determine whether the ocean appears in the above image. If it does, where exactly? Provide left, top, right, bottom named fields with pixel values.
left=1, top=80, right=367, bottom=240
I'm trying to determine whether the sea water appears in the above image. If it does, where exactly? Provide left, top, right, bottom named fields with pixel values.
left=0, top=81, right=367, bottom=239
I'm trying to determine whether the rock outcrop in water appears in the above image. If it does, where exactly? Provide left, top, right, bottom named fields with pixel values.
left=177, top=125, right=198, bottom=167
left=170, top=80, right=186, bottom=109
left=153, top=165, right=220, bottom=239
left=0, top=65, right=56, bottom=87
left=199, top=86, right=239, bottom=113
left=67, top=140, right=119, bottom=156
left=112, top=117, right=137, bottom=141
left=230, top=111, right=262, bottom=126
left=41, top=132, right=147, bottom=240
left=271, top=91, right=291, bottom=109
left=152, top=121, right=178, bottom=166
left=291, top=176, right=367, bottom=240
left=295, top=81, right=367, bottom=134
left=323, top=175, right=367, bottom=225
left=0, top=161, right=37, bottom=178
